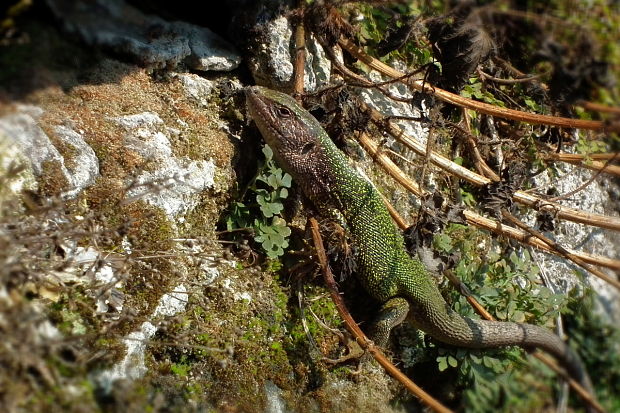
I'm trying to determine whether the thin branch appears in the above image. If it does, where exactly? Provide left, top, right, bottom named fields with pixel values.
left=375, top=188, right=409, bottom=229
left=533, top=352, right=605, bottom=413
left=444, top=270, right=495, bottom=320
left=293, top=2, right=306, bottom=98
left=577, top=100, right=620, bottom=115
left=338, top=38, right=620, bottom=133
left=533, top=248, right=570, bottom=411
left=501, top=209, right=620, bottom=290
left=547, top=152, right=620, bottom=177
left=362, top=101, right=620, bottom=231
left=459, top=109, right=501, bottom=181
left=479, top=70, right=544, bottom=85
left=356, top=132, right=620, bottom=272
left=308, top=217, right=454, bottom=413
left=548, top=153, right=620, bottom=202
left=550, top=152, right=620, bottom=161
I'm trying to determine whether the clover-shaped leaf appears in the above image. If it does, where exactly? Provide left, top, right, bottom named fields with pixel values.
left=254, top=217, right=291, bottom=258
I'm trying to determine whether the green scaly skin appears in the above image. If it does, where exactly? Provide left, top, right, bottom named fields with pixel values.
left=245, top=86, right=594, bottom=397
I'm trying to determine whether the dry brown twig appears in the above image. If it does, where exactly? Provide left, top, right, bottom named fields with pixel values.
left=308, top=217, right=454, bottom=413
left=356, top=131, right=620, bottom=273
left=338, top=37, right=620, bottom=133
left=361, top=101, right=620, bottom=231
left=548, top=153, right=620, bottom=202
left=292, top=0, right=307, bottom=98
left=369, top=194, right=605, bottom=413
left=546, top=152, right=620, bottom=177
left=501, top=210, right=620, bottom=290
left=459, top=109, right=501, bottom=181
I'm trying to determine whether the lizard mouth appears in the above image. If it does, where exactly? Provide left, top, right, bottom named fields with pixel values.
left=245, top=86, right=284, bottom=150
left=244, top=86, right=265, bottom=118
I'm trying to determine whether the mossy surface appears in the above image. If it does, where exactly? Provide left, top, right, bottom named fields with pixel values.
left=0, top=11, right=397, bottom=413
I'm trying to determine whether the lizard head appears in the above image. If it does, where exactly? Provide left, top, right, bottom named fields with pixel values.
left=245, top=86, right=329, bottom=182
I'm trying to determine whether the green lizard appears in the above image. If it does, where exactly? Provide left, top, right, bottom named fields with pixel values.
left=245, top=85, right=594, bottom=399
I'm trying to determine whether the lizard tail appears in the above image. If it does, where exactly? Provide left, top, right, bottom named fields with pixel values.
left=410, top=297, right=594, bottom=396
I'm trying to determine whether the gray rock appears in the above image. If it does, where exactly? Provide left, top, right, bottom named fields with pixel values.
left=96, top=284, right=189, bottom=392
left=247, top=15, right=331, bottom=91
left=173, top=21, right=241, bottom=71
left=0, top=106, right=99, bottom=198
left=110, top=112, right=216, bottom=218
left=0, top=107, right=61, bottom=177
left=46, top=0, right=241, bottom=71
left=530, top=162, right=620, bottom=321
left=177, top=73, right=214, bottom=107
left=54, top=124, right=100, bottom=198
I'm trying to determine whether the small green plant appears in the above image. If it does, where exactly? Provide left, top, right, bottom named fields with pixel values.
left=576, top=136, right=608, bottom=158
left=461, top=77, right=506, bottom=108
left=254, top=216, right=291, bottom=259
left=226, top=145, right=292, bottom=259
left=171, top=361, right=190, bottom=378
left=565, top=290, right=620, bottom=411
left=431, top=224, right=573, bottom=412
left=356, top=2, right=443, bottom=69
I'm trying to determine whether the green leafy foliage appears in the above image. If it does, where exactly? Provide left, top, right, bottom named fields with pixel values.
left=461, top=77, right=506, bottom=107
left=355, top=2, right=443, bottom=68
left=254, top=216, right=291, bottom=259
left=430, top=224, right=573, bottom=411
left=226, top=145, right=293, bottom=259
left=576, top=136, right=608, bottom=157
left=565, top=291, right=620, bottom=411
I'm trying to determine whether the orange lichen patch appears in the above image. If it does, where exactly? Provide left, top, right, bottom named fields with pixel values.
left=30, top=59, right=234, bottom=179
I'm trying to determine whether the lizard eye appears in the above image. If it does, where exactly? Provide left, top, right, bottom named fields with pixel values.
left=301, top=142, right=315, bottom=154
left=276, top=106, right=292, bottom=118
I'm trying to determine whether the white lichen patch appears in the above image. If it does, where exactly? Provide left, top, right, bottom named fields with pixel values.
left=53, top=124, right=100, bottom=198
left=264, top=380, right=289, bottom=413
left=152, top=284, right=189, bottom=317
left=110, top=112, right=216, bottom=218
left=42, top=244, right=125, bottom=314
left=233, top=291, right=252, bottom=302
left=0, top=106, right=99, bottom=198
left=200, top=260, right=221, bottom=285
left=529, top=162, right=620, bottom=320
left=177, top=73, right=214, bottom=107
left=96, top=284, right=189, bottom=392
left=359, top=71, right=429, bottom=148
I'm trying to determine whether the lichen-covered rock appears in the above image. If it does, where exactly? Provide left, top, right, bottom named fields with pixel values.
left=0, top=106, right=100, bottom=198
left=109, top=111, right=217, bottom=218
left=245, top=15, right=331, bottom=91
left=177, top=73, right=214, bottom=107
left=530, top=162, right=620, bottom=321
left=96, top=284, right=189, bottom=392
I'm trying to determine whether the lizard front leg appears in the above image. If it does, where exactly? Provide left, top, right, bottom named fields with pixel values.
left=367, top=297, right=410, bottom=349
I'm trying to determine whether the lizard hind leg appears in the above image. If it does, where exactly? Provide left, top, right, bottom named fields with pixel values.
left=367, top=297, right=410, bottom=349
